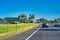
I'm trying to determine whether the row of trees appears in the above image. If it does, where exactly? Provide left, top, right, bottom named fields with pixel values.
left=18, top=14, right=35, bottom=23
left=0, top=14, right=35, bottom=24
left=0, top=14, right=60, bottom=24
left=36, top=18, right=60, bottom=23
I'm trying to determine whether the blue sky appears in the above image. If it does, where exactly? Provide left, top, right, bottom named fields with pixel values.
left=0, top=0, right=60, bottom=20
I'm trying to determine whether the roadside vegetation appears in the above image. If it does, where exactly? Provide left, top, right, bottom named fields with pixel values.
left=0, top=23, right=39, bottom=34
left=0, top=14, right=60, bottom=40
left=0, top=13, right=60, bottom=34
left=0, top=14, right=60, bottom=24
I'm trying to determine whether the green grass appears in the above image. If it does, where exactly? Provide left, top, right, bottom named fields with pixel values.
left=0, top=23, right=38, bottom=34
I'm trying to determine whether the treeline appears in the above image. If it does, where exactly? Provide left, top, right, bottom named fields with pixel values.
left=0, top=14, right=35, bottom=24
left=0, top=14, right=60, bottom=24
left=36, top=18, right=60, bottom=23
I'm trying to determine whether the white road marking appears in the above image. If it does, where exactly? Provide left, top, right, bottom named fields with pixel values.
left=26, top=28, right=40, bottom=40
left=26, top=27, right=60, bottom=40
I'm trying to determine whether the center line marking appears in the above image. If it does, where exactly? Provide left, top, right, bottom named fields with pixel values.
left=26, top=28, right=40, bottom=40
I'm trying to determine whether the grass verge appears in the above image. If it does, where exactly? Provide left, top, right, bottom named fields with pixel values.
left=0, top=23, right=40, bottom=40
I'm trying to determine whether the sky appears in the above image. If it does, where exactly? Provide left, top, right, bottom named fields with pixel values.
left=0, top=0, right=60, bottom=20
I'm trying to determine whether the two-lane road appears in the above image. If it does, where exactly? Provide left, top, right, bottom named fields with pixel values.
left=28, top=30, right=60, bottom=40
left=7, top=26, right=60, bottom=40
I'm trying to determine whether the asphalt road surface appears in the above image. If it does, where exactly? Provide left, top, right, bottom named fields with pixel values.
left=28, top=30, right=60, bottom=40
left=7, top=26, right=60, bottom=40
left=6, top=27, right=37, bottom=40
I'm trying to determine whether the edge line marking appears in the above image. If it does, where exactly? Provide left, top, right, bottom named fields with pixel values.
left=26, top=28, right=39, bottom=40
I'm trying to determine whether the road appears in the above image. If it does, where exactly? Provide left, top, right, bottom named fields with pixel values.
left=28, top=30, right=60, bottom=40
left=7, top=25, right=60, bottom=40
left=6, top=27, right=37, bottom=40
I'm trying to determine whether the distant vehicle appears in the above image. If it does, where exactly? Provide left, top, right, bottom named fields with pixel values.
left=42, top=22, right=49, bottom=28
left=54, top=22, right=60, bottom=27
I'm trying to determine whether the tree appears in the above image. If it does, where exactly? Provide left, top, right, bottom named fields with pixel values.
left=57, top=18, right=60, bottom=22
left=29, top=14, right=35, bottom=19
left=29, top=14, right=35, bottom=23
left=49, top=20, right=55, bottom=24
left=0, top=18, right=4, bottom=24
left=18, top=14, right=27, bottom=23
left=39, top=18, right=48, bottom=22
left=54, top=19, right=57, bottom=22
left=36, top=19, right=40, bottom=23
left=4, top=17, right=18, bottom=24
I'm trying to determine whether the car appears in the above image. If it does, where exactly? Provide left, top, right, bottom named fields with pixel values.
left=42, top=22, right=49, bottom=28
left=54, top=22, right=60, bottom=27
